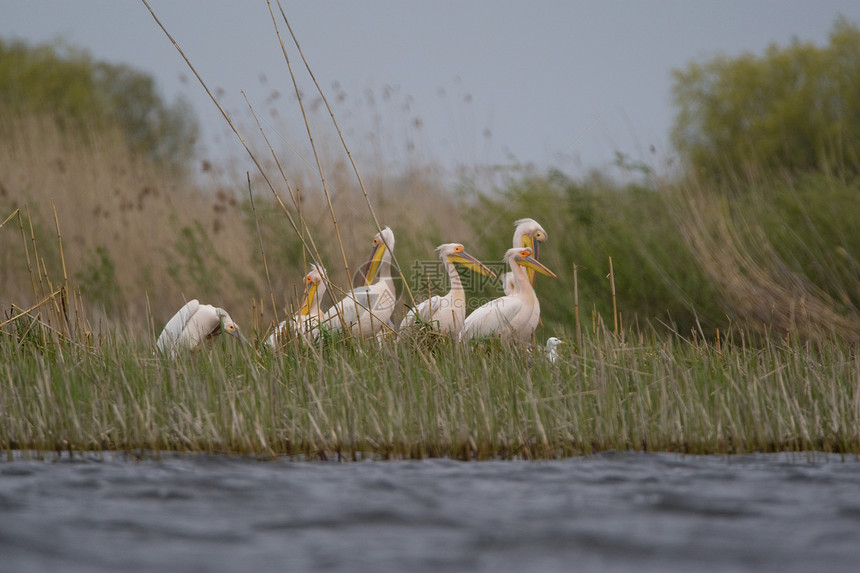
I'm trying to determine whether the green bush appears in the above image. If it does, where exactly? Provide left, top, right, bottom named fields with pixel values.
left=672, top=17, right=860, bottom=180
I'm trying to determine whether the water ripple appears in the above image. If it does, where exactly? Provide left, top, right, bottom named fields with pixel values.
left=2, top=452, right=860, bottom=572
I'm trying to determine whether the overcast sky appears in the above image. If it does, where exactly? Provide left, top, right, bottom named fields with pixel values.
left=3, top=1, right=860, bottom=180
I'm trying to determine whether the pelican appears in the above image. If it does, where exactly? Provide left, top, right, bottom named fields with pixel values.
left=500, top=271, right=515, bottom=296
left=545, top=336, right=564, bottom=363
left=459, top=247, right=557, bottom=343
left=265, top=264, right=327, bottom=348
left=156, top=299, right=243, bottom=357
left=319, top=226, right=396, bottom=339
left=399, top=243, right=496, bottom=335
left=512, top=218, right=547, bottom=285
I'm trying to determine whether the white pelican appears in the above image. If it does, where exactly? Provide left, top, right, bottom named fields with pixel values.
left=319, top=226, right=397, bottom=339
left=512, top=218, right=547, bottom=285
left=265, top=264, right=327, bottom=348
left=459, top=247, right=556, bottom=343
left=500, top=271, right=515, bottom=296
left=156, top=299, right=243, bottom=357
left=545, top=336, right=564, bottom=363
left=399, top=243, right=496, bottom=335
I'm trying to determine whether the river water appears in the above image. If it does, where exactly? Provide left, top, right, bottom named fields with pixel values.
left=2, top=451, right=859, bottom=572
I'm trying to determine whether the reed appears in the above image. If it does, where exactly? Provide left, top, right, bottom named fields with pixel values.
left=2, top=316, right=857, bottom=459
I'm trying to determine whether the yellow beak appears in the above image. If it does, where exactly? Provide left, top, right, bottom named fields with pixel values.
left=299, top=281, right=319, bottom=316
left=362, top=241, right=387, bottom=285
left=449, top=251, right=497, bottom=278
left=521, top=235, right=541, bottom=285
left=518, top=254, right=556, bottom=279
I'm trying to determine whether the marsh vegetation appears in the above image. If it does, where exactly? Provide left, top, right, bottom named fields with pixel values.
left=2, top=18, right=859, bottom=458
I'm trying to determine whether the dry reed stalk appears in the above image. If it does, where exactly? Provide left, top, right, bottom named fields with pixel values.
left=246, top=172, right=279, bottom=326
left=140, top=0, right=315, bottom=267
left=0, top=288, right=62, bottom=330
left=17, top=209, right=39, bottom=310
left=274, top=0, right=418, bottom=310
left=51, top=203, right=71, bottom=334
left=608, top=256, right=618, bottom=336
left=264, top=1, right=352, bottom=288
left=573, top=263, right=582, bottom=348
left=241, top=91, right=322, bottom=272
left=0, top=209, right=18, bottom=229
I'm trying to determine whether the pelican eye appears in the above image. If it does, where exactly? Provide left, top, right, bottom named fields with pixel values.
left=372, top=238, right=381, bottom=247
left=534, top=230, right=547, bottom=241
left=306, top=276, right=314, bottom=284
left=454, top=245, right=463, bottom=254
left=520, top=249, right=532, bottom=257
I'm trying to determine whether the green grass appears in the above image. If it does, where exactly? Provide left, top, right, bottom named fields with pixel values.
left=3, top=320, right=858, bottom=460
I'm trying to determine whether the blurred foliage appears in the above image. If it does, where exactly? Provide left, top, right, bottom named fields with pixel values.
left=0, top=38, right=197, bottom=171
left=671, top=17, right=860, bottom=180
left=713, top=173, right=860, bottom=316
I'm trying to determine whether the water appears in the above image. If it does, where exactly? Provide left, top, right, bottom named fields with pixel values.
left=2, top=451, right=860, bottom=573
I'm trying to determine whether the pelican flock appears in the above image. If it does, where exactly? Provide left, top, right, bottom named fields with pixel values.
left=399, top=243, right=496, bottom=335
left=156, top=219, right=563, bottom=356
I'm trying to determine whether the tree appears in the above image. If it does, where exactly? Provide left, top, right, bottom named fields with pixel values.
left=671, top=17, right=860, bottom=179
left=0, top=38, right=198, bottom=171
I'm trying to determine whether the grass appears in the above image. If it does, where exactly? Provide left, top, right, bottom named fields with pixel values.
left=2, top=6, right=859, bottom=459
left=2, top=316, right=858, bottom=460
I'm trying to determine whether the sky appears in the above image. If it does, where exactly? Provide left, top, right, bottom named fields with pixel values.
left=3, top=1, right=860, bottom=181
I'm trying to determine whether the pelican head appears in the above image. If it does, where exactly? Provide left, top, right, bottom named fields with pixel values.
left=363, top=226, right=395, bottom=285
left=299, top=264, right=327, bottom=316
left=511, top=247, right=557, bottom=279
left=437, top=243, right=496, bottom=278
left=513, top=218, right=547, bottom=260
left=513, top=219, right=548, bottom=286
left=215, top=308, right=244, bottom=343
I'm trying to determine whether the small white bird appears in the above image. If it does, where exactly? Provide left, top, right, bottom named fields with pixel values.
left=319, top=226, right=397, bottom=339
left=399, top=243, right=496, bottom=335
left=156, top=299, right=243, bottom=357
left=266, top=264, right=327, bottom=348
left=512, top=218, right=548, bottom=286
left=460, top=247, right=557, bottom=343
left=545, top=337, right=564, bottom=364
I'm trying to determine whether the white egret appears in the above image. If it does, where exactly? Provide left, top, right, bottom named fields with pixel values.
left=319, top=226, right=397, bottom=339
left=459, top=247, right=557, bottom=343
left=512, top=218, right=547, bottom=286
left=156, top=299, right=243, bottom=357
left=545, top=336, right=564, bottom=364
left=265, top=264, right=327, bottom=348
left=399, top=243, right=496, bottom=335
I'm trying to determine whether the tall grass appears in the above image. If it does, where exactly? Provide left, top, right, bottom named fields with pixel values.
left=2, top=318, right=858, bottom=459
